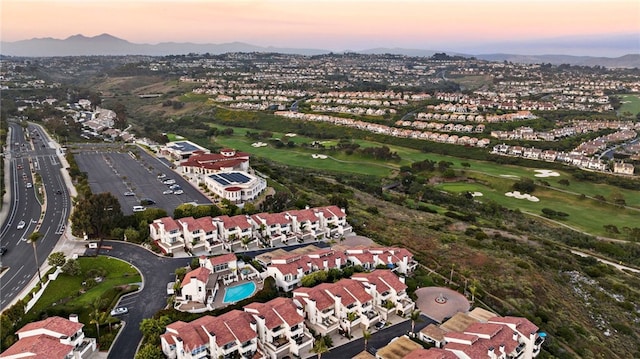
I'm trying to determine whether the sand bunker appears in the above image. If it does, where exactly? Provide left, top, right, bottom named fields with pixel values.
left=311, top=154, right=328, bottom=159
left=505, top=191, right=539, bottom=202
left=500, top=174, right=520, bottom=179
left=285, top=133, right=297, bottom=137
left=534, top=169, right=560, bottom=178
left=251, top=142, right=268, bottom=147
left=471, top=192, right=483, bottom=197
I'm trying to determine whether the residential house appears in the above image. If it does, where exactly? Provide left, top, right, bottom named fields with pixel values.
left=150, top=217, right=184, bottom=254
left=1, top=315, right=96, bottom=359
left=244, top=298, right=314, bottom=358
left=293, top=279, right=376, bottom=336
left=351, top=270, right=415, bottom=319
left=345, top=247, right=417, bottom=275
left=178, top=216, right=220, bottom=253
left=161, top=310, right=262, bottom=359
left=613, top=161, right=634, bottom=175
left=214, top=215, right=254, bottom=251
left=264, top=248, right=345, bottom=292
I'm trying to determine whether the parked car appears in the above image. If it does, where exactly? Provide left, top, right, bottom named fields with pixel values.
left=124, top=191, right=135, bottom=196
left=16, top=220, right=26, bottom=230
left=173, top=190, right=184, bottom=195
left=140, top=198, right=155, bottom=205
left=169, top=184, right=181, bottom=190
left=163, top=179, right=175, bottom=185
left=110, top=307, right=128, bottom=316
left=157, top=174, right=167, bottom=179
left=132, top=206, right=146, bottom=212
left=374, top=320, right=386, bottom=330
left=162, top=189, right=173, bottom=195
left=0, top=247, right=7, bottom=256
left=26, top=183, right=32, bottom=188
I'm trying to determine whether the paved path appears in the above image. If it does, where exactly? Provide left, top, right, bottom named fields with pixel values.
left=414, top=287, right=470, bottom=323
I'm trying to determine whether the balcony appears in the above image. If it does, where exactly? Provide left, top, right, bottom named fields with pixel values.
left=264, top=336, right=290, bottom=354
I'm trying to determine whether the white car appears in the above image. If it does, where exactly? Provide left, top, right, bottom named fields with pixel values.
left=157, top=174, right=167, bottom=179
left=110, top=307, right=128, bottom=316
left=162, top=189, right=173, bottom=195
left=16, top=220, right=26, bottom=230
left=173, top=190, right=184, bottom=195
left=163, top=179, right=176, bottom=185
left=132, top=206, right=146, bottom=212
left=26, top=183, right=32, bottom=188
left=124, top=191, right=135, bottom=196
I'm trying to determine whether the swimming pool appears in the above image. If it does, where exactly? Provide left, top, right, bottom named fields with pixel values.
left=223, top=282, right=257, bottom=303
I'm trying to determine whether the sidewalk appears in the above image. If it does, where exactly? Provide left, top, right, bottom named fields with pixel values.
left=1, top=123, right=85, bottom=311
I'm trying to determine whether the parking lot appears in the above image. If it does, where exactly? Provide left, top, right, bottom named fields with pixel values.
left=73, top=146, right=212, bottom=215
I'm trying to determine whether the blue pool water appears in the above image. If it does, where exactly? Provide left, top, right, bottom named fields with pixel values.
left=223, top=282, right=256, bottom=303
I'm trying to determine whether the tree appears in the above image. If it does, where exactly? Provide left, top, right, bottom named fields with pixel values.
left=469, top=279, right=479, bottom=304
left=135, top=343, right=164, bottom=359
left=70, top=192, right=123, bottom=241
left=89, top=309, right=109, bottom=344
left=28, top=231, right=43, bottom=283
left=410, top=309, right=421, bottom=333
left=139, top=316, right=172, bottom=345
left=362, top=328, right=371, bottom=352
left=47, top=252, right=66, bottom=267
left=312, top=337, right=329, bottom=359
left=512, top=178, right=536, bottom=194
left=61, top=259, right=81, bottom=276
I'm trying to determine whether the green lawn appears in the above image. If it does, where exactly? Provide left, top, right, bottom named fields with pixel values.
left=26, top=256, right=141, bottom=321
left=436, top=181, right=640, bottom=236
left=619, top=94, right=640, bottom=115
left=187, top=125, right=640, bottom=237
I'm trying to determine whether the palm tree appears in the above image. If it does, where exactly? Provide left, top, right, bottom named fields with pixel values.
left=28, top=231, right=43, bottom=283
left=89, top=308, right=109, bottom=344
left=312, top=337, right=328, bottom=359
left=362, top=328, right=371, bottom=352
left=469, top=279, right=479, bottom=304
left=410, top=309, right=421, bottom=334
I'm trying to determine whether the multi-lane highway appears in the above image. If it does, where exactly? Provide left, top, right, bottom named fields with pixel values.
left=0, top=122, right=71, bottom=311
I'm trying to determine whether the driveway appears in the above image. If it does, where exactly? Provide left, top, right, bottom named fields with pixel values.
left=88, top=241, right=191, bottom=359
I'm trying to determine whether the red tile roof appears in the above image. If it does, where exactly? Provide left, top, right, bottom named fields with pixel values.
left=17, top=316, right=83, bottom=338
left=217, top=215, right=252, bottom=230
left=0, top=334, right=73, bottom=359
left=251, top=212, right=291, bottom=226
left=156, top=217, right=180, bottom=232
left=286, top=208, right=319, bottom=223
left=181, top=267, right=211, bottom=288
left=208, top=253, right=237, bottom=267
left=488, top=316, right=539, bottom=336
left=196, top=216, right=216, bottom=232
left=352, top=270, right=407, bottom=293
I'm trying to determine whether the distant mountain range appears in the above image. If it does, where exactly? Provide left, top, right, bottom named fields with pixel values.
left=1, top=33, right=639, bottom=68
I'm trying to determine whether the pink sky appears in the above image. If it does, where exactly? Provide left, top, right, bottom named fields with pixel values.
left=2, top=0, right=639, bottom=52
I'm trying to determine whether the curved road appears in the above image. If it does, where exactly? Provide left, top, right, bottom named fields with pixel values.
left=100, top=241, right=329, bottom=358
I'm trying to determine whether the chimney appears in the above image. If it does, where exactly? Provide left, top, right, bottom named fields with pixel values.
left=399, top=276, right=406, bottom=284
left=499, top=344, right=506, bottom=355
left=487, top=347, right=495, bottom=359
left=513, top=332, right=519, bottom=341
left=69, top=314, right=79, bottom=323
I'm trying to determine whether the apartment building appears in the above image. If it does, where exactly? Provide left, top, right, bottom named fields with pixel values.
left=161, top=298, right=315, bottom=359
left=417, top=311, right=545, bottom=359
left=243, top=297, right=314, bottom=358
left=292, top=278, right=385, bottom=337
left=149, top=206, right=352, bottom=255
left=1, top=315, right=96, bottom=359
left=352, top=269, right=415, bottom=319
left=264, top=248, right=346, bottom=291
left=344, top=247, right=418, bottom=275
